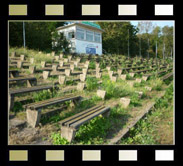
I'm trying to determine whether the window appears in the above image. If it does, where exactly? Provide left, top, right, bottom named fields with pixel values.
left=76, top=28, right=85, bottom=40
left=68, top=31, right=75, bottom=39
left=94, top=32, right=101, bottom=42
left=86, top=30, right=94, bottom=41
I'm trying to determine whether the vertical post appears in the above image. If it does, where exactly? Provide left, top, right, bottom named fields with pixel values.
left=171, top=48, right=173, bottom=60
left=128, top=29, right=130, bottom=59
left=164, top=43, right=166, bottom=60
left=163, top=43, right=165, bottom=60
left=148, top=38, right=150, bottom=60
left=156, top=41, right=158, bottom=65
left=139, top=37, right=141, bottom=58
left=23, top=22, right=26, bottom=48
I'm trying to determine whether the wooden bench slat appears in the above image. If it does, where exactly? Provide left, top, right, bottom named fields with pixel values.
left=65, top=106, right=105, bottom=127
left=9, top=77, right=36, bottom=82
left=62, top=105, right=104, bottom=127
left=25, top=94, right=73, bottom=107
left=9, top=85, right=55, bottom=95
left=60, top=105, right=103, bottom=125
left=70, top=107, right=110, bottom=129
left=27, top=95, right=80, bottom=110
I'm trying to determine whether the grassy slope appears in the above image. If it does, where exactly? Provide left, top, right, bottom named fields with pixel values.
left=121, top=83, right=173, bottom=145
left=9, top=47, right=173, bottom=145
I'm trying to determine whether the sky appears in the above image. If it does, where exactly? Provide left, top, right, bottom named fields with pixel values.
left=131, top=21, right=174, bottom=28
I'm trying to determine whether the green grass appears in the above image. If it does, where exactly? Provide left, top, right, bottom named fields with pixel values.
left=121, top=83, right=173, bottom=145
left=12, top=101, right=24, bottom=113
left=86, top=77, right=99, bottom=91
left=88, top=61, right=96, bottom=69
left=32, top=88, right=58, bottom=102
left=130, top=93, right=142, bottom=107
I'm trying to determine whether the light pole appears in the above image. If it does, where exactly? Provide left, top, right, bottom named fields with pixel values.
left=148, top=38, right=150, bottom=60
left=23, top=22, right=26, bottom=48
left=156, top=41, right=158, bottom=65
left=128, top=29, right=130, bottom=59
left=139, top=37, right=141, bottom=58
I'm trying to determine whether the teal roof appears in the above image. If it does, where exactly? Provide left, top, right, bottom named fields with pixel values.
left=81, top=21, right=101, bottom=29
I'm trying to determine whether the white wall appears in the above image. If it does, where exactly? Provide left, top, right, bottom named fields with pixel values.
left=57, top=25, right=103, bottom=55
left=75, top=39, right=102, bottom=55
left=57, top=26, right=76, bottom=39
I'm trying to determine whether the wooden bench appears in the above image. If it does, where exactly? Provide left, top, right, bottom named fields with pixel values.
left=157, top=67, right=173, bottom=75
left=60, top=105, right=110, bottom=142
left=132, top=68, right=153, bottom=74
left=9, top=85, right=57, bottom=111
left=9, top=77, right=37, bottom=87
left=161, top=72, right=173, bottom=81
left=25, top=94, right=81, bottom=127
left=9, top=70, right=20, bottom=78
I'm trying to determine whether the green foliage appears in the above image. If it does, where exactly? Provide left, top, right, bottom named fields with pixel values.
left=155, top=83, right=173, bottom=109
left=130, top=93, right=141, bottom=107
left=12, top=102, right=23, bottom=113
left=86, top=77, right=98, bottom=91
left=121, top=83, right=173, bottom=145
left=150, top=79, right=163, bottom=91
left=51, top=133, right=70, bottom=145
left=9, top=22, right=65, bottom=51
left=101, top=80, right=132, bottom=99
left=32, top=90, right=55, bottom=102
left=76, top=96, right=102, bottom=111
left=97, top=22, right=138, bottom=56
left=52, top=31, right=70, bottom=54
left=88, top=61, right=96, bottom=69
left=121, top=119, right=157, bottom=144
left=74, top=116, right=111, bottom=144
left=100, top=61, right=106, bottom=69
left=110, top=105, right=128, bottom=118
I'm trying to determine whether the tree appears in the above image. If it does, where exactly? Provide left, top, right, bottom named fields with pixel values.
left=97, top=22, right=138, bottom=56
left=162, top=26, right=173, bottom=57
left=9, top=22, right=65, bottom=52
left=137, top=21, right=154, bottom=34
left=52, top=31, right=70, bottom=54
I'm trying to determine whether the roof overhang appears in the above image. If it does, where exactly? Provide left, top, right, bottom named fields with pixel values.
left=56, top=22, right=105, bottom=33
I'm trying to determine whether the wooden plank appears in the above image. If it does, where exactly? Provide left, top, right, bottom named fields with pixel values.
left=9, top=77, right=36, bottom=82
left=64, top=106, right=105, bottom=127
left=70, top=107, right=110, bottom=129
left=25, top=94, right=74, bottom=107
left=9, top=85, right=55, bottom=95
left=28, top=95, right=80, bottom=110
left=60, top=105, right=103, bottom=125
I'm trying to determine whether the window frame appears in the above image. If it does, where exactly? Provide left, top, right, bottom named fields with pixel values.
left=76, top=27, right=85, bottom=40
left=94, top=32, right=101, bottom=43
left=68, top=31, right=75, bottom=39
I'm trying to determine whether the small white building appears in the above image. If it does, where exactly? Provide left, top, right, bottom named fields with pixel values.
left=56, top=22, right=104, bottom=55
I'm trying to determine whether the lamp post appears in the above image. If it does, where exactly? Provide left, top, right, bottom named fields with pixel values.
left=139, top=37, right=141, bottom=58
left=23, top=22, right=26, bottom=48
left=128, top=29, right=130, bottom=59
left=156, top=41, right=158, bottom=65
left=148, top=38, right=150, bottom=60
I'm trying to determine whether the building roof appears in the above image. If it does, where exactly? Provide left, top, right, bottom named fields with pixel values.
left=56, top=22, right=104, bottom=32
